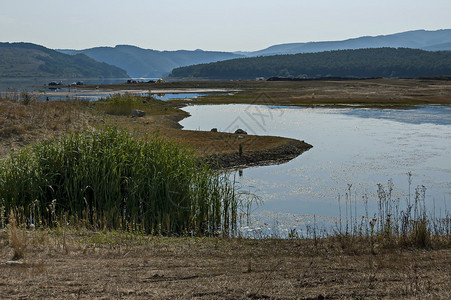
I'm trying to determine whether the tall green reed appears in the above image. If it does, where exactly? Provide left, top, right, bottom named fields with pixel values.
left=0, top=127, right=243, bottom=236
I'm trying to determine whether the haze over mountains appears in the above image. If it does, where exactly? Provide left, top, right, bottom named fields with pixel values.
left=1, top=29, right=451, bottom=80
left=242, top=29, right=451, bottom=56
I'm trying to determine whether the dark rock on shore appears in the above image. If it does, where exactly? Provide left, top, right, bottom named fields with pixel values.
left=234, top=129, right=247, bottom=135
left=131, top=110, right=146, bottom=117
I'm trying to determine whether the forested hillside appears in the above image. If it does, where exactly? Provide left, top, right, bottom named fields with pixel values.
left=0, top=43, right=128, bottom=78
left=170, top=48, right=451, bottom=80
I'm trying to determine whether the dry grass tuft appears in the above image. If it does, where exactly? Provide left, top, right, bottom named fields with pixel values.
left=8, top=210, right=26, bottom=260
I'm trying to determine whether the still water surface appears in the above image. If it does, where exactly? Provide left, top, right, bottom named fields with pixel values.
left=1, top=78, right=231, bottom=101
left=180, top=104, right=451, bottom=233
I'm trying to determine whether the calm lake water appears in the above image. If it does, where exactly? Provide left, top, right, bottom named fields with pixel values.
left=37, top=90, right=220, bottom=102
left=180, top=104, right=451, bottom=235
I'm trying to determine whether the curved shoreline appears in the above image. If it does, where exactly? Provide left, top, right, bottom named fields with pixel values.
left=173, top=103, right=313, bottom=169
left=201, top=138, right=313, bottom=169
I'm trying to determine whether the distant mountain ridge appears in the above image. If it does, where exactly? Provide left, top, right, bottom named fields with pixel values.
left=0, top=42, right=128, bottom=79
left=241, top=29, right=451, bottom=56
left=58, top=46, right=244, bottom=78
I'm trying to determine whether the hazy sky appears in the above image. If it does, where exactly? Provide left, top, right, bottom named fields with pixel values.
left=1, top=0, right=451, bottom=51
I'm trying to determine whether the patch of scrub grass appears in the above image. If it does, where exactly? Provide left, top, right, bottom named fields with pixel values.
left=329, top=179, right=450, bottom=254
left=96, top=93, right=147, bottom=116
left=94, top=93, right=185, bottom=119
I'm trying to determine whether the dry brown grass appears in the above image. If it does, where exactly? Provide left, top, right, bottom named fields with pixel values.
left=7, top=211, right=26, bottom=260
left=187, top=79, right=451, bottom=107
left=0, top=98, right=96, bottom=157
left=0, top=229, right=449, bottom=299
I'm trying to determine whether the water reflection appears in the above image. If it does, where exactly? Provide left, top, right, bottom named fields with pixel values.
left=339, top=105, right=451, bottom=125
left=267, top=105, right=451, bottom=126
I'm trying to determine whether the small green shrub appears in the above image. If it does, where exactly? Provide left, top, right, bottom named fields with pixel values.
left=20, top=92, right=35, bottom=105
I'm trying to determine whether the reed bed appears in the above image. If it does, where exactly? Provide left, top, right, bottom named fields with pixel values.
left=0, top=127, right=243, bottom=236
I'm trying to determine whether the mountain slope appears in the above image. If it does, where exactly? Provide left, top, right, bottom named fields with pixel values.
left=243, top=29, right=451, bottom=56
left=58, top=46, right=244, bottom=78
left=55, top=29, right=451, bottom=79
left=424, top=42, right=451, bottom=51
left=0, top=42, right=128, bottom=78
left=170, top=48, right=451, bottom=80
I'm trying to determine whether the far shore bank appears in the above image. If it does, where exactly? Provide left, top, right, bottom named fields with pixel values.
left=78, top=78, right=451, bottom=108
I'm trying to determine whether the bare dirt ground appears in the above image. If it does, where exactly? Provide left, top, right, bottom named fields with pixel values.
left=1, top=229, right=450, bottom=300
left=0, top=100, right=96, bottom=157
